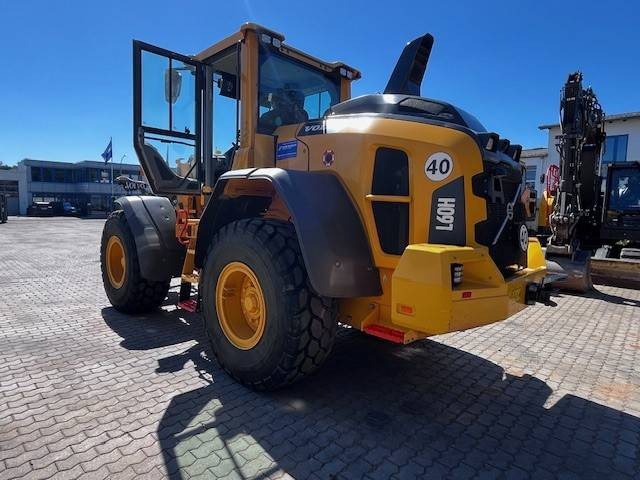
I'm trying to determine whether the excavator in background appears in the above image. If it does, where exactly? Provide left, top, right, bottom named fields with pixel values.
left=543, top=73, right=640, bottom=291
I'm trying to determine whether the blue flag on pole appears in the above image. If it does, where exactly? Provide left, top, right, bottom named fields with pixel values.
left=101, top=139, right=113, bottom=164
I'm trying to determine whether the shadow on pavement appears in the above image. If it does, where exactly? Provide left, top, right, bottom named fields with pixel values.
left=101, top=292, right=196, bottom=350
left=557, top=287, right=640, bottom=307
left=104, top=307, right=640, bottom=479
left=588, top=288, right=640, bottom=307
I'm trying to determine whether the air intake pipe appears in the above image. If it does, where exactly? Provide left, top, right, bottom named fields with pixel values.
left=384, top=34, right=434, bottom=96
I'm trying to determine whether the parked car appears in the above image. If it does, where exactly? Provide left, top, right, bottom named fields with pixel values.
left=61, top=201, right=77, bottom=216
left=27, top=201, right=55, bottom=217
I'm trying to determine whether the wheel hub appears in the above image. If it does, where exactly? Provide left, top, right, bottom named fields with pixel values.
left=106, top=235, right=126, bottom=289
left=216, top=262, right=266, bottom=350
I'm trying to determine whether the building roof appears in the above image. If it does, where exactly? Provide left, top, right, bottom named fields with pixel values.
left=521, top=148, right=548, bottom=158
left=0, top=168, right=20, bottom=181
left=539, top=111, right=640, bottom=130
left=19, top=158, right=141, bottom=170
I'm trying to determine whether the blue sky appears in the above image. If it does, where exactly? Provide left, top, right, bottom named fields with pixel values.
left=1, top=0, right=639, bottom=165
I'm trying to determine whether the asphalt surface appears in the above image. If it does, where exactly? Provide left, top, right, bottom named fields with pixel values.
left=1, top=217, right=639, bottom=479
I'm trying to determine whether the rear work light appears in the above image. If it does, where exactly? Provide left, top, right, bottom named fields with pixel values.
left=451, top=263, right=463, bottom=287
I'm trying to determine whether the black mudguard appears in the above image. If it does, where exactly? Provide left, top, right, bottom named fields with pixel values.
left=195, top=168, right=381, bottom=298
left=115, top=196, right=185, bottom=281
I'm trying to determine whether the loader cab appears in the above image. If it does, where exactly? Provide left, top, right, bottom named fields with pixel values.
left=133, top=23, right=359, bottom=195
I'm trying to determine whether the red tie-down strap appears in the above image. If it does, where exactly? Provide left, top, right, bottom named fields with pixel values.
left=176, top=209, right=190, bottom=246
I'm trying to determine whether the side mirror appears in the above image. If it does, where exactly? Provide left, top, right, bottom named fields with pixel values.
left=164, top=69, right=182, bottom=104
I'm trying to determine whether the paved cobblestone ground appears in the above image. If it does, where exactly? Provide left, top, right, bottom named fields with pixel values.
left=1, top=217, right=640, bottom=479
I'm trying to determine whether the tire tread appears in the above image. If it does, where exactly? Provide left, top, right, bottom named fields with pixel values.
left=100, top=210, right=170, bottom=314
left=204, top=218, right=337, bottom=390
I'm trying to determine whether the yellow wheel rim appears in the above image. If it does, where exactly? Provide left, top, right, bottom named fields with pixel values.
left=106, top=235, right=126, bottom=289
left=216, top=262, right=266, bottom=350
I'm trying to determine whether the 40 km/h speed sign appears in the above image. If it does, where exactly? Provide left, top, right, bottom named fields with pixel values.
left=424, top=152, right=453, bottom=181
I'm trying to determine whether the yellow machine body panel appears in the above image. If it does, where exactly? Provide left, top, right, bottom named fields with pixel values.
left=270, top=116, right=548, bottom=341
left=274, top=116, right=487, bottom=264
left=391, top=240, right=546, bottom=336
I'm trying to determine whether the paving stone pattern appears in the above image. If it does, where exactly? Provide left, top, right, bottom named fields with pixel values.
left=1, top=217, right=639, bottom=479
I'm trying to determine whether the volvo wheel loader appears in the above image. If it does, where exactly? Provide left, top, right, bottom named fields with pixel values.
left=101, top=24, right=554, bottom=390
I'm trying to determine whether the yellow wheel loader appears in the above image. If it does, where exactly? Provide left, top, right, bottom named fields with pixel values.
left=101, top=24, right=553, bottom=390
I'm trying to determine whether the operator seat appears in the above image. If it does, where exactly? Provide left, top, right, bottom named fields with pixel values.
left=142, top=143, right=199, bottom=192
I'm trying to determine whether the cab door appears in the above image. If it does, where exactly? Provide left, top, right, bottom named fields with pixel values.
left=133, top=41, right=207, bottom=195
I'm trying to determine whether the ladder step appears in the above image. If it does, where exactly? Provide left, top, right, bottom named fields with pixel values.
left=181, top=273, right=199, bottom=284
left=364, top=324, right=405, bottom=344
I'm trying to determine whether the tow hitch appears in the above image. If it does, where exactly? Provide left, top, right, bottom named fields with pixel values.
left=525, top=273, right=566, bottom=306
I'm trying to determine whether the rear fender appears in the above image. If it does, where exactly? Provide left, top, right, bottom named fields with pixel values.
left=195, top=168, right=381, bottom=298
left=115, top=196, right=185, bottom=281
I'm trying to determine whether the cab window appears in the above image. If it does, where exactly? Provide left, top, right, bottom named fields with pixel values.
left=609, top=168, right=640, bottom=210
left=257, top=49, right=340, bottom=134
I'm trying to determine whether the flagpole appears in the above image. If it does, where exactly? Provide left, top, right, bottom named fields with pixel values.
left=109, top=137, right=113, bottom=211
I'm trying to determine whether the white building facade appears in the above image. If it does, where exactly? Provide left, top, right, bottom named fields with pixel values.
left=0, top=159, right=146, bottom=215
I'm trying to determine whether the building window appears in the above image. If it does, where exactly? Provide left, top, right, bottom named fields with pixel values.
left=87, top=169, right=99, bottom=182
left=31, top=167, right=41, bottom=182
left=0, top=180, right=18, bottom=195
left=42, top=168, right=53, bottom=182
left=54, top=169, right=66, bottom=183
left=602, top=135, right=628, bottom=164
left=525, top=165, right=537, bottom=187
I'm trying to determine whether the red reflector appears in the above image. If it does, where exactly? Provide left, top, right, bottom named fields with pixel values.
left=364, top=325, right=405, bottom=344
left=397, top=304, right=414, bottom=315
left=178, top=299, right=198, bottom=312
left=462, top=291, right=472, bottom=299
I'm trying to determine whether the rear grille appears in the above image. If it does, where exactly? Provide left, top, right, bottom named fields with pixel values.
left=372, top=202, right=409, bottom=255
left=371, top=148, right=410, bottom=255
left=473, top=160, right=527, bottom=274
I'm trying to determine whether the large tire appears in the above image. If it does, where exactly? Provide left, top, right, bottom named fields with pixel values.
left=201, top=218, right=337, bottom=390
left=100, top=210, right=170, bottom=313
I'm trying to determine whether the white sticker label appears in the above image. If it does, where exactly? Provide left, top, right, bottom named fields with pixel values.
left=435, top=198, right=456, bottom=231
left=519, top=224, right=529, bottom=251
left=425, top=152, right=453, bottom=181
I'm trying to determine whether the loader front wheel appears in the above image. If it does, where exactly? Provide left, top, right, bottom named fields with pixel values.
left=201, top=218, right=337, bottom=390
left=100, top=210, right=170, bottom=313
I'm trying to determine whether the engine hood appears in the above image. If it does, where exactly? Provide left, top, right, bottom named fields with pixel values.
left=328, top=94, right=488, bottom=133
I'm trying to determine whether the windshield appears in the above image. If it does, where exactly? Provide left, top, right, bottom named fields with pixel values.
left=609, top=168, right=640, bottom=210
left=258, top=49, right=340, bottom=134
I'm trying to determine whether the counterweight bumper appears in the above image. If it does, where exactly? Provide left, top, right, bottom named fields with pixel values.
left=389, top=239, right=549, bottom=338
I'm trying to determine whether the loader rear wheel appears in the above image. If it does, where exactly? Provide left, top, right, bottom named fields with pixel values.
left=100, top=210, right=170, bottom=313
left=201, top=218, right=337, bottom=390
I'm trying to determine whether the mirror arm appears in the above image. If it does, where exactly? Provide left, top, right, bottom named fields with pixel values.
left=235, top=41, right=241, bottom=147
left=168, top=58, right=173, bottom=129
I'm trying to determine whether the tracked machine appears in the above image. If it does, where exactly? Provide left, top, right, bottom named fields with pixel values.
left=543, top=73, right=640, bottom=291
left=101, top=24, right=554, bottom=390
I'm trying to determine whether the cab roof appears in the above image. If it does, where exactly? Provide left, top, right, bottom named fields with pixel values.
left=193, top=23, right=361, bottom=80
